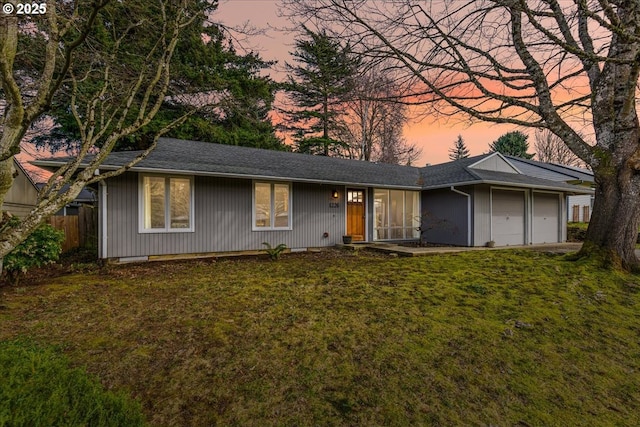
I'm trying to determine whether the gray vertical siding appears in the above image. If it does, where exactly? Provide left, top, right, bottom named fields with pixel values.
left=473, top=185, right=492, bottom=246
left=105, top=173, right=347, bottom=259
left=421, top=188, right=470, bottom=246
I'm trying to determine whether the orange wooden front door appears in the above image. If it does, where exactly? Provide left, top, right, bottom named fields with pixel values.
left=347, top=189, right=365, bottom=241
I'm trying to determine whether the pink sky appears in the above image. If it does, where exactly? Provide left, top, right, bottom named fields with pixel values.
left=215, top=0, right=521, bottom=165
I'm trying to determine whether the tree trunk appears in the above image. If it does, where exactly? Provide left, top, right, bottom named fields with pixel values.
left=575, top=4, right=640, bottom=271
left=579, top=167, right=640, bottom=269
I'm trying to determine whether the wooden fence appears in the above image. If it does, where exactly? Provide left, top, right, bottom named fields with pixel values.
left=48, top=206, right=97, bottom=252
left=572, top=205, right=590, bottom=223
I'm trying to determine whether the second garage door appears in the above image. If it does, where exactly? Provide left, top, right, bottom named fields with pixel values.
left=492, top=190, right=525, bottom=246
left=533, top=192, right=560, bottom=243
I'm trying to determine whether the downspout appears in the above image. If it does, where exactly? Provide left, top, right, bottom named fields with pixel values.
left=450, top=186, right=471, bottom=247
left=99, top=177, right=108, bottom=260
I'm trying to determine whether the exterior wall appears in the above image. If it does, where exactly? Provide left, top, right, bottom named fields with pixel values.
left=2, top=163, right=38, bottom=219
left=104, top=173, right=348, bottom=259
left=421, top=187, right=471, bottom=246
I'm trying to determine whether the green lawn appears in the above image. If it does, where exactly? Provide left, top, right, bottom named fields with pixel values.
left=1, top=249, right=639, bottom=426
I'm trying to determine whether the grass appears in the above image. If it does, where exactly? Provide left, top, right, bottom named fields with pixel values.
left=0, top=249, right=639, bottom=426
left=0, top=339, right=145, bottom=426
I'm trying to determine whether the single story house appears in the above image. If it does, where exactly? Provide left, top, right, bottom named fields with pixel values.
left=34, top=138, right=592, bottom=262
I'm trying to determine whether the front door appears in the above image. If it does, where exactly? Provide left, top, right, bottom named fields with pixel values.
left=347, top=189, right=365, bottom=241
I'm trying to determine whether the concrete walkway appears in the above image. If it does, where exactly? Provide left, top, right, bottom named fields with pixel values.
left=339, top=242, right=584, bottom=257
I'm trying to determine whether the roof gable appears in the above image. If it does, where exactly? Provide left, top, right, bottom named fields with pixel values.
left=468, top=152, right=520, bottom=174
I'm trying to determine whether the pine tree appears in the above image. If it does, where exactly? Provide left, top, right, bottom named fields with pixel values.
left=283, top=26, right=359, bottom=156
left=448, top=135, right=470, bottom=160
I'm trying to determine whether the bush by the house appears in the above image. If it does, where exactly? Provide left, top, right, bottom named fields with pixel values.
left=2, top=217, right=65, bottom=284
left=567, top=223, right=587, bottom=242
left=568, top=222, right=640, bottom=243
left=0, top=339, right=145, bottom=426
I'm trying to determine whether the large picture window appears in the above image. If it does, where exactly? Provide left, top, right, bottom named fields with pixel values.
left=373, top=189, right=420, bottom=240
left=253, top=181, right=291, bottom=230
left=140, top=175, right=193, bottom=232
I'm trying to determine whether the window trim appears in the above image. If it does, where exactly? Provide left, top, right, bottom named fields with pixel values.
left=252, top=180, right=293, bottom=231
left=138, top=174, right=195, bottom=233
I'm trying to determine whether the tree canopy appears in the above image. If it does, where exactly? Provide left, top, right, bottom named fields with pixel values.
left=34, top=1, right=283, bottom=152
left=489, top=131, right=534, bottom=159
left=282, top=26, right=359, bottom=156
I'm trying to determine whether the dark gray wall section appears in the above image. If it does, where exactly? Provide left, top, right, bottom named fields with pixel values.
left=105, top=173, right=347, bottom=258
left=421, top=188, right=470, bottom=246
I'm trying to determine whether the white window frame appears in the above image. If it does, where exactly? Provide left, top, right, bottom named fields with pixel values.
left=138, top=174, right=195, bottom=233
left=252, top=181, right=293, bottom=231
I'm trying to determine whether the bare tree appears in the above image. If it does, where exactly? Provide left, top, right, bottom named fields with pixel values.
left=334, top=67, right=421, bottom=164
left=281, top=0, right=640, bottom=269
left=534, top=129, right=584, bottom=168
left=0, top=1, right=202, bottom=260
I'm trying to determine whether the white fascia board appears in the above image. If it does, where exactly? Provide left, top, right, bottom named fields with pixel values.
left=423, top=180, right=594, bottom=194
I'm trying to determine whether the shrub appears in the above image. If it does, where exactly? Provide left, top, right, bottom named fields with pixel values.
left=262, top=242, right=287, bottom=260
left=2, top=217, right=65, bottom=284
left=0, top=339, right=146, bottom=426
left=567, top=223, right=587, bottom=242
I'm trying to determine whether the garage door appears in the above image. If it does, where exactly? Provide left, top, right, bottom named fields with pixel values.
left=533, top=193, right=559, bottom=243
left=492, top=190, right=525, bottom=246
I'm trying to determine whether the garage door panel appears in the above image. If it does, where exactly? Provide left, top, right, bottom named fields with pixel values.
left=533, top=193, right=559, bottom=243
left=492, top=190, right=525, bottom=246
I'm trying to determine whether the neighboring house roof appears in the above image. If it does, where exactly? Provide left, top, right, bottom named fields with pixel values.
left=13, top=158, right=39, bottom=189
left=504, top=155, right=594, bottom=184
left=32, top=138, right=592, bottom=194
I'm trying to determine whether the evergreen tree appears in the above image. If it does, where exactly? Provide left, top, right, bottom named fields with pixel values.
left=34, top=1, right=284, bottom=152
left=448, top=135, right=470, bottom=160
left=489, top=131, right=534, bottom=159
left=283, top=26, right=359, bottom=156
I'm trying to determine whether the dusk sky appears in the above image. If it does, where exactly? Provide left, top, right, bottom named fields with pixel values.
left=216, top=0, right=522, bottom=165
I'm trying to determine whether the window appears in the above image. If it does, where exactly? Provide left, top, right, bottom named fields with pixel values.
left=347, top=190, right=363, bottom=203
left=140, top=175, right=193, bottom=232
left=253, top=181, right=291, bottom=230
left=373, top=189, right=420, bottom=240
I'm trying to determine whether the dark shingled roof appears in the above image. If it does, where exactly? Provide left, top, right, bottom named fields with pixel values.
left=72, top=138, right=423, bottom=189
left=32, top=138, right=592, bottom=194
left=505, top=155, right=594, bottom=184
left=419, top=153, right=591, bottom=193
left=418, top=154, right=488, bottom=187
